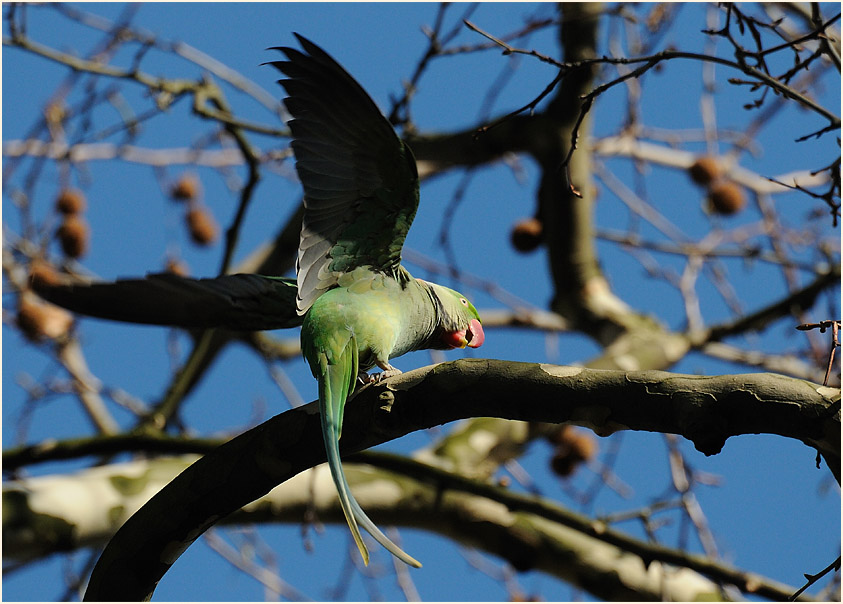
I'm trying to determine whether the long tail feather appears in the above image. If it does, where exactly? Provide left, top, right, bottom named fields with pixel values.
left=318, top=342, right=421, bottom=567
left=320, top=347, right=369, bottom=565
left=324, top=413, right=371, bottom=564
left=348, top=492, right=422, bottom=568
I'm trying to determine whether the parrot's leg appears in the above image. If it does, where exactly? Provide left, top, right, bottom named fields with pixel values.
left=357, top=361, right=404, bottom=386
left=368, top=362, right=402, bottom=383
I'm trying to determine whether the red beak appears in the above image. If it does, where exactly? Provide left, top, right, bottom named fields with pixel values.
left=466, top=318, right=484, bottom=348
left=443, top=319, right=485, bottom=349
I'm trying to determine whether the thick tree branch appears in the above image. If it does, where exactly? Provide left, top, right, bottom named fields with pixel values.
left=82, top=360, right=839, bottom=600
left=5, top=452, right=806, bottom=601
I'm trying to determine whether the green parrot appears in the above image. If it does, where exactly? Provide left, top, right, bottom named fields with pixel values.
left=30, top=33, right=485, bottom=569
left=268, top=34, right=484, bottom=568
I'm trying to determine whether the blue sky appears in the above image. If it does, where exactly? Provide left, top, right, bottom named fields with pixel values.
left=3, top=3, right=840, bottom=601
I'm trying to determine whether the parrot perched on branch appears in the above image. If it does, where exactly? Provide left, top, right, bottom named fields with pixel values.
left=30, top=33, right=485, bottom=569
left=268, top=34, right=484, bottom=567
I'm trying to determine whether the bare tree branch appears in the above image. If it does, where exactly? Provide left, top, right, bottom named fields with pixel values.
left=83, top=360, right=839, bottom=600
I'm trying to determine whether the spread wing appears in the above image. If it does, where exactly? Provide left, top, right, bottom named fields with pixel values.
left=267, top=33, right=420, bottom=314
left=32, top=273, right=301, bottom=331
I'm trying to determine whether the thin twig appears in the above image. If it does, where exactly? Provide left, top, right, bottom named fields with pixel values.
left=789, top=555, right=842, bottom=601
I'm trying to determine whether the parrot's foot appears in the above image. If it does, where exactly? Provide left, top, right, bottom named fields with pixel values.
left=364, top=363, right=402, bottom=384
left=354, top=365, right=402, bottom=390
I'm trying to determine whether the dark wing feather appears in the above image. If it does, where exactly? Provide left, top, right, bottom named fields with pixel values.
left=267, top=33, right=420, bottom=314
left=33, top=273, right=301, bottom=331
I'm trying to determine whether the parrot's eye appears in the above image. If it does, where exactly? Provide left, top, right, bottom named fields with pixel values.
left=460, top=297, right=468, bottom=306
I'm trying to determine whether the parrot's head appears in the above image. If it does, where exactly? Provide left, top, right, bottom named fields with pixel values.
left=425, top=282, right=485, bottom=350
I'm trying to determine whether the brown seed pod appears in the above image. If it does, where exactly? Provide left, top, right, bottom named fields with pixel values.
left=707, top=181, right=746, bottom=215
left=17, top=292, right=73, bottom=341
left=186, top=205, right=218, bottom=246
left=510, top=217, right=543, bottom=253
left=688, top=156, right=721, bottom=186
left=56, top=215, right=89, bottom=258
left=171, top=173, right=200, bottom=202
left=29, top=259, right=62, bottom=288
left=549, top=427, right=597, bottom=477
left=568, top=432, right=598, bottom=463
left=545, top=424, right=573, bottom=445
left=55, top=188, right=87, bottom=215
left=550, top=450, right=578, bottom=477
